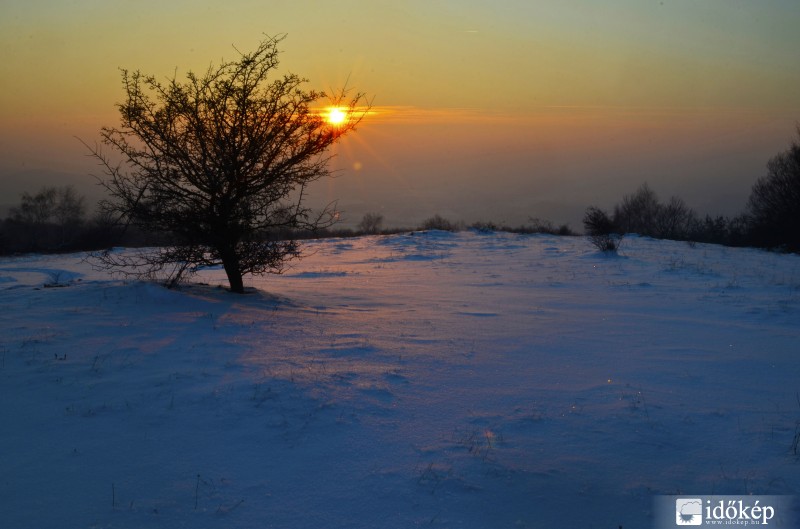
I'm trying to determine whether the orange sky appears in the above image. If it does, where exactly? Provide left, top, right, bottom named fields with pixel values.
left=2, top=1, right=799, bottom=227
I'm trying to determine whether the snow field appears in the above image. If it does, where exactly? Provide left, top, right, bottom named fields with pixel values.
left=1, top=231, right=799, bottom=528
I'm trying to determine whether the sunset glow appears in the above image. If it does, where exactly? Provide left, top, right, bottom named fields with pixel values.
left=326, top=107, right=347, bottom=126
left=0, top=0, right=799, bottom=228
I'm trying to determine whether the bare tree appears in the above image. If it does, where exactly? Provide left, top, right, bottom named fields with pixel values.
left=85, top=35, right=366, bottom=292
left=10, top=186, right=86, bottom=251
left=52, top=186, right=86, bottom=228
left=11, top=187, right=58, bottom=226
left=612, top=183, right=660, bottom=236
left=612, top=183, right=695, bottom=240
left=357, top=212, right=384, bottom=234
left=655, top=195, right=694, bottom=240
left=747, top=127, right=800, bottom=251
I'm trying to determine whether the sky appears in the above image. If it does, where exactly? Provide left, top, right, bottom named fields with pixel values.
left=1, top=0, right=799, bottom=228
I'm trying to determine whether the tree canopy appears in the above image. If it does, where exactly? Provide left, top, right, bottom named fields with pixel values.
left=747, top=128, right=800, bottom=252
left=87, top=35, right=366, bottom=292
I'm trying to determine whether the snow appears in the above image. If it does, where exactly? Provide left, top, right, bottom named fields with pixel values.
left=1, top=231, right=799, bottom=528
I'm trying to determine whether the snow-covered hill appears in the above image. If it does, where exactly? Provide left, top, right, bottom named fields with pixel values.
left=1, top=231, right=799, bottom=528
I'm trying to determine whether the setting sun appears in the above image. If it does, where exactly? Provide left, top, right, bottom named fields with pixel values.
left=326, top=107, right=347, bottom=126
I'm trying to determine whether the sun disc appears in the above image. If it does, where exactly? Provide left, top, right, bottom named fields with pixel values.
left=327, top=107, right=347, bottom=126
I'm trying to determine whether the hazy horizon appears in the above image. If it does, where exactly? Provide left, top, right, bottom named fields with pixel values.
left=2, top=1, right=799, bottom=229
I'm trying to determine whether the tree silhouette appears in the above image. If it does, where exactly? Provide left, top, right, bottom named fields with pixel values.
left=357, top=212, right=384, bottom=234
left=86, top=35, right=365, bottom=292
left=612, top=183, right=694, bottom=240
left=583, top=206, right=622, bottom=252
left=747, top=128, right=800, bottom=251
left=613, top=183, right=660, bottom=236
left=9, top=186, right=86, bottom=251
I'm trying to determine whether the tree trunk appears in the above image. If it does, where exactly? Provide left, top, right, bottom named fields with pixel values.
left=220, top=249, right=245, bottom=293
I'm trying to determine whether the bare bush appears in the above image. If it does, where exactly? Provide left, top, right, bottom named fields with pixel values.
left=527, top=217, right=575, bottom=236
left=584, top=206, right=622, bottom=252
left=470, top=221, right=500, bottom=233
left=612, top=183, right=695, bottom=241
left=613, top=183, right=660, bottom=236
left=421, top=215, right=461, bottom=232
left=357, top=212, right=384, bottom=234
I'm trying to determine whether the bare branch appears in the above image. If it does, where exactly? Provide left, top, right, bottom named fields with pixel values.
left=83, top=35, right=369, bottom=292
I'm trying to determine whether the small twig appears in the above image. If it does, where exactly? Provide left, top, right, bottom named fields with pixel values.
left=216, top=499, right=245, bottom=515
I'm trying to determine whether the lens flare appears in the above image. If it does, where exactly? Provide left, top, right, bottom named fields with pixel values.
left=326, top=107, right=347, bottom=126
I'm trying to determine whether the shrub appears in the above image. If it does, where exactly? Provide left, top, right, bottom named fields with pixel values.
left=526, top=217, right=575, bottom=236
left=612, top=183, right=695, bottom=240
left=421, top=214, right=460, bottom=232
left=469, top=221, right=499, bottom=233
left=613, top=183, right=660, bottom=236
left=583, top=207, right=623, bottom=252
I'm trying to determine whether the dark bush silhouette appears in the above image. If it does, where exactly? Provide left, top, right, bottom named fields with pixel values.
left=656, top=196, right=695, bottom=240
left=746, top=129, right=800, bottom=251
left=84, top=36, right=367, bottom=292
left=469, top=221, right=500, bottom=233
left=525, top=217, right=574, bottom=236
left=583, top=206, right=622, bottom=252
left=612, top=183, right=695, bottom=240
left=418, top=215, right=572, bottom=236
left=357, top=212, right=384, bottom=234
left=613, top=183, right=660, bottom=236
left=421, top=215, right=460, bottom=232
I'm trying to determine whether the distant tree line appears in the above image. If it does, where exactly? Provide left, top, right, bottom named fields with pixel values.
left=585, top=127, right=800, bottom=253
left=0, top=186, right=114, bottom=255
left=343, top=212, right=574, bottom=237
left=0, top=185, right=185, bottom=255
left=583, top=183, right=751, bottom=253
left=3, top=129, right=799, bottom=258
left=0, top=195, right=574, bottom=256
